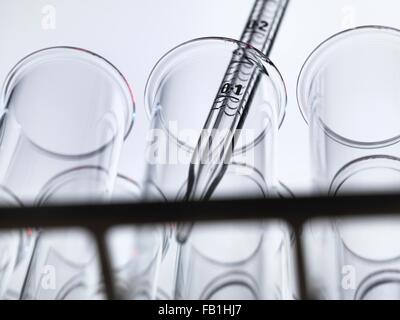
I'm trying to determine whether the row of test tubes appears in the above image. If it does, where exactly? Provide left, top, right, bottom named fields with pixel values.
left=0, top=1, right=400, bottom=300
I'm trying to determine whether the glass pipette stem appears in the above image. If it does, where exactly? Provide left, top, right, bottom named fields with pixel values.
left=177, top=0, right=290, bottom=243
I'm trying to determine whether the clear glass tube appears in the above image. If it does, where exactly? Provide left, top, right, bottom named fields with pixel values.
left=21, top=171, right=158, bottom=300
left=175, top=220, right=291, bottom=300
left=174, top=178, right=294, bottom=300
left=20, top=167, right=114, bottom=300
left=0, top=46, right=135, bottom=204
left=20, top=228, right=101, bottom=300
left=143, top=37, right=290, bottom=300
left=297, top=26, right=400, bottom=299
left=144, top=37, right=286, bottom=201
left=0, top=47, right=134, bottom=299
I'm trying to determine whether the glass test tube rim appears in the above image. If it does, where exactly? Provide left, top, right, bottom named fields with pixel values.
left=329, top=154, right=400, bottom=197
left=144, top=36, right=287, bottom=155
left=180, top=220, right=290, bottom=266
left=35, top=166, right=168, bottom=262
left=296, top=25, right=400, bottom=149
left=354, top=269, right=400, bottom=300
left=35, top=165, right=112, bottom=206
left=197, top=270, right=260, bottom=300
left=0, top=46, right=136, bottom=159
left=328, top=155, right=400, bottom=263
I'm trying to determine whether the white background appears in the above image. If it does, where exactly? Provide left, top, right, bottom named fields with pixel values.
left=2, top=0, right=400, bottom=195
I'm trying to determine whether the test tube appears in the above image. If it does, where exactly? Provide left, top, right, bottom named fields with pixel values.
left=20, top=228, right=102, bottom=300
left=297, top=26, right=400, bottom=299
left=144, top=37, right=290, bottom=299
left=0, top=47, right=134, bottom=299
left=21, top=172, right=162, bottom=300
left=20, top=167, right=115, bottom=300
left=144, top=37, right=286, bottom=202
left=0, top=46, right=135, bottom=204
left=175, top=221, right=290, bottom=300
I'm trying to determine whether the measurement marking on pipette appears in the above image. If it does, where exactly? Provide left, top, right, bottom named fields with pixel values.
left=221, top=83, right=244, bottom=95
left=215, top=95, right=240, bottom=103
left=246, top=19, right=269, bottom=32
